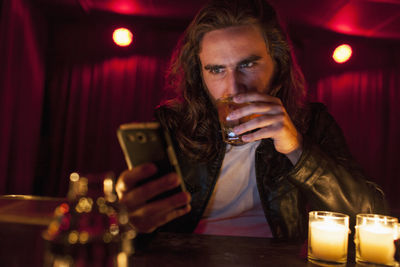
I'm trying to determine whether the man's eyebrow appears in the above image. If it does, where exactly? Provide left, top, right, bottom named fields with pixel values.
left=238, top=55, right=262, bottom=65
left=203, top=55, right=262, bottom=70
left=204, top=64, right=225, bottom=70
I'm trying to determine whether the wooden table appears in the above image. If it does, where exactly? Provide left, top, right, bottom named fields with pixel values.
left=134, top=232, right=318, bottom=267
left=0, top=195, right=64, bottom=266
left=0, top=195, right=375, bottom=267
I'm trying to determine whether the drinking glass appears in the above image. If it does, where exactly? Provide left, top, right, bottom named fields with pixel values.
left=216, top=95, right=259, bottom=145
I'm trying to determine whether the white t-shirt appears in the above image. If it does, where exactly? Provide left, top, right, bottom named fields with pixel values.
left=194, top=140, right=273, bottom=237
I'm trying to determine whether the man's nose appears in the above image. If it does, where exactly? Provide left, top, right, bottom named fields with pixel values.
left=225, top=69, right=245, bottom=96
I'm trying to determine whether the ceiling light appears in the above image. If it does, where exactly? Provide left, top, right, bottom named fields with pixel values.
left=113, top=28, right=133, bottom=47
left=332, top=44, right=352, bottom=64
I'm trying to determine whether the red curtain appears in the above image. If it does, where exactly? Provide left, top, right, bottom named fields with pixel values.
left=35, top=55, right=168, bottom=196
left=0, top=0, right=179, bottom=197
left=0, top=0, right=46, bottom=194
left=1, top=0, right=398, bottom=212
left=314, top=69, right=400, bottom=209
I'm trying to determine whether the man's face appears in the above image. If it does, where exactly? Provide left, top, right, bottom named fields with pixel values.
left=199, top=24, right=275, bottom=101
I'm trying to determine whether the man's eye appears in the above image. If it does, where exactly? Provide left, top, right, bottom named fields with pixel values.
left=239, top=62, right=255, bottom=69
left=209, top=67, right=224, bottom=74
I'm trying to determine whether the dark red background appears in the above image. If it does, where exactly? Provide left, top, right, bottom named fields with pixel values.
left=1, top=0, right=399, bottom=215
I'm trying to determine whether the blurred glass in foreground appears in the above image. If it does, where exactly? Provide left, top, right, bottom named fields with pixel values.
left=43, top=172, right=135, bottom=267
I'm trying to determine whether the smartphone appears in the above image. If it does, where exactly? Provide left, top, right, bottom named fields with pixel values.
left=117, top=121, right=186, bottom=202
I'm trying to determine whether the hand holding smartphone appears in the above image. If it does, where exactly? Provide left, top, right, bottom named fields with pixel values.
left=117, top=121, right=186, bottom=202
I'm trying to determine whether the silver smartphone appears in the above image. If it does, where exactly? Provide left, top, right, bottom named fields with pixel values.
left=117, top=121, right=186, bottom=202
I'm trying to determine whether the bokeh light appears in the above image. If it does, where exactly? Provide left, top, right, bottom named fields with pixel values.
left=113, top=28, right=133, bottom=47
left=332, top=44, right=352, bottom=63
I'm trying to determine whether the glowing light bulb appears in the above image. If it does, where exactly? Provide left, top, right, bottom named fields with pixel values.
left=332, top=44, right=352, bottom=63
left=113, top=28, right=133, bottom=47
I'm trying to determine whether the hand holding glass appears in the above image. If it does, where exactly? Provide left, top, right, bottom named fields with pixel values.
left=216, top=95, right=259, bottom=145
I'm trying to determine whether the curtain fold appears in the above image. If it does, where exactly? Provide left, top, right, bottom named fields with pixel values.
left=315, top=69, right=400, bottom=207
left=0, top=0, right=46, bottom=194
left=34, top=55, right=167, bottom=196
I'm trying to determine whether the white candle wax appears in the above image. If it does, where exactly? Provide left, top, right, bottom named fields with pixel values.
left=358, top=224, right=395, bottom=265
left=309, top=221, right=348, bottom=261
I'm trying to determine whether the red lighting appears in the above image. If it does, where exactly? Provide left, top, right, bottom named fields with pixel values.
left=113, top=28, right=133, bottom=47
left=332, top=44, right=352, bottom=63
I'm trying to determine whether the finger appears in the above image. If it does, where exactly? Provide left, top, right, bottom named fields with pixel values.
left=132, top=204, right=191, bottom=233
left=141, top=191, right=191, bottom=216
left=120, top=173, right=182, bottom=210
left=241, top=122, right=284, bottom=142
left=149, top=204, right=191, bottom=233
left=128, top=192, right=191, bottom=233
left=116, top=163, right=157, bottom=197
left=233, top=113, right=284, bottom=135
left=233, top=92, right=282, bottom=104
left=227, top=102, right=283, bottom=120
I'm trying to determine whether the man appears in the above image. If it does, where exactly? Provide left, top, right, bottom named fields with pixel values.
left=116, top=0, right=387, bottom=240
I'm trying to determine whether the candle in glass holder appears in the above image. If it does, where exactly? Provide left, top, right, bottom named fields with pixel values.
left=308, top=211, right=349, bottom=264
left=355, top=214, right=398, bottom=266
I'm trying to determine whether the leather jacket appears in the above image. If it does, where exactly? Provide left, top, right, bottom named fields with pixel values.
left=156, top=103, right=387, bottom=240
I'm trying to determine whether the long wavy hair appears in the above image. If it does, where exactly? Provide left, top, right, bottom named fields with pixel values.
left=158, top=0, right=307, bottom=162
